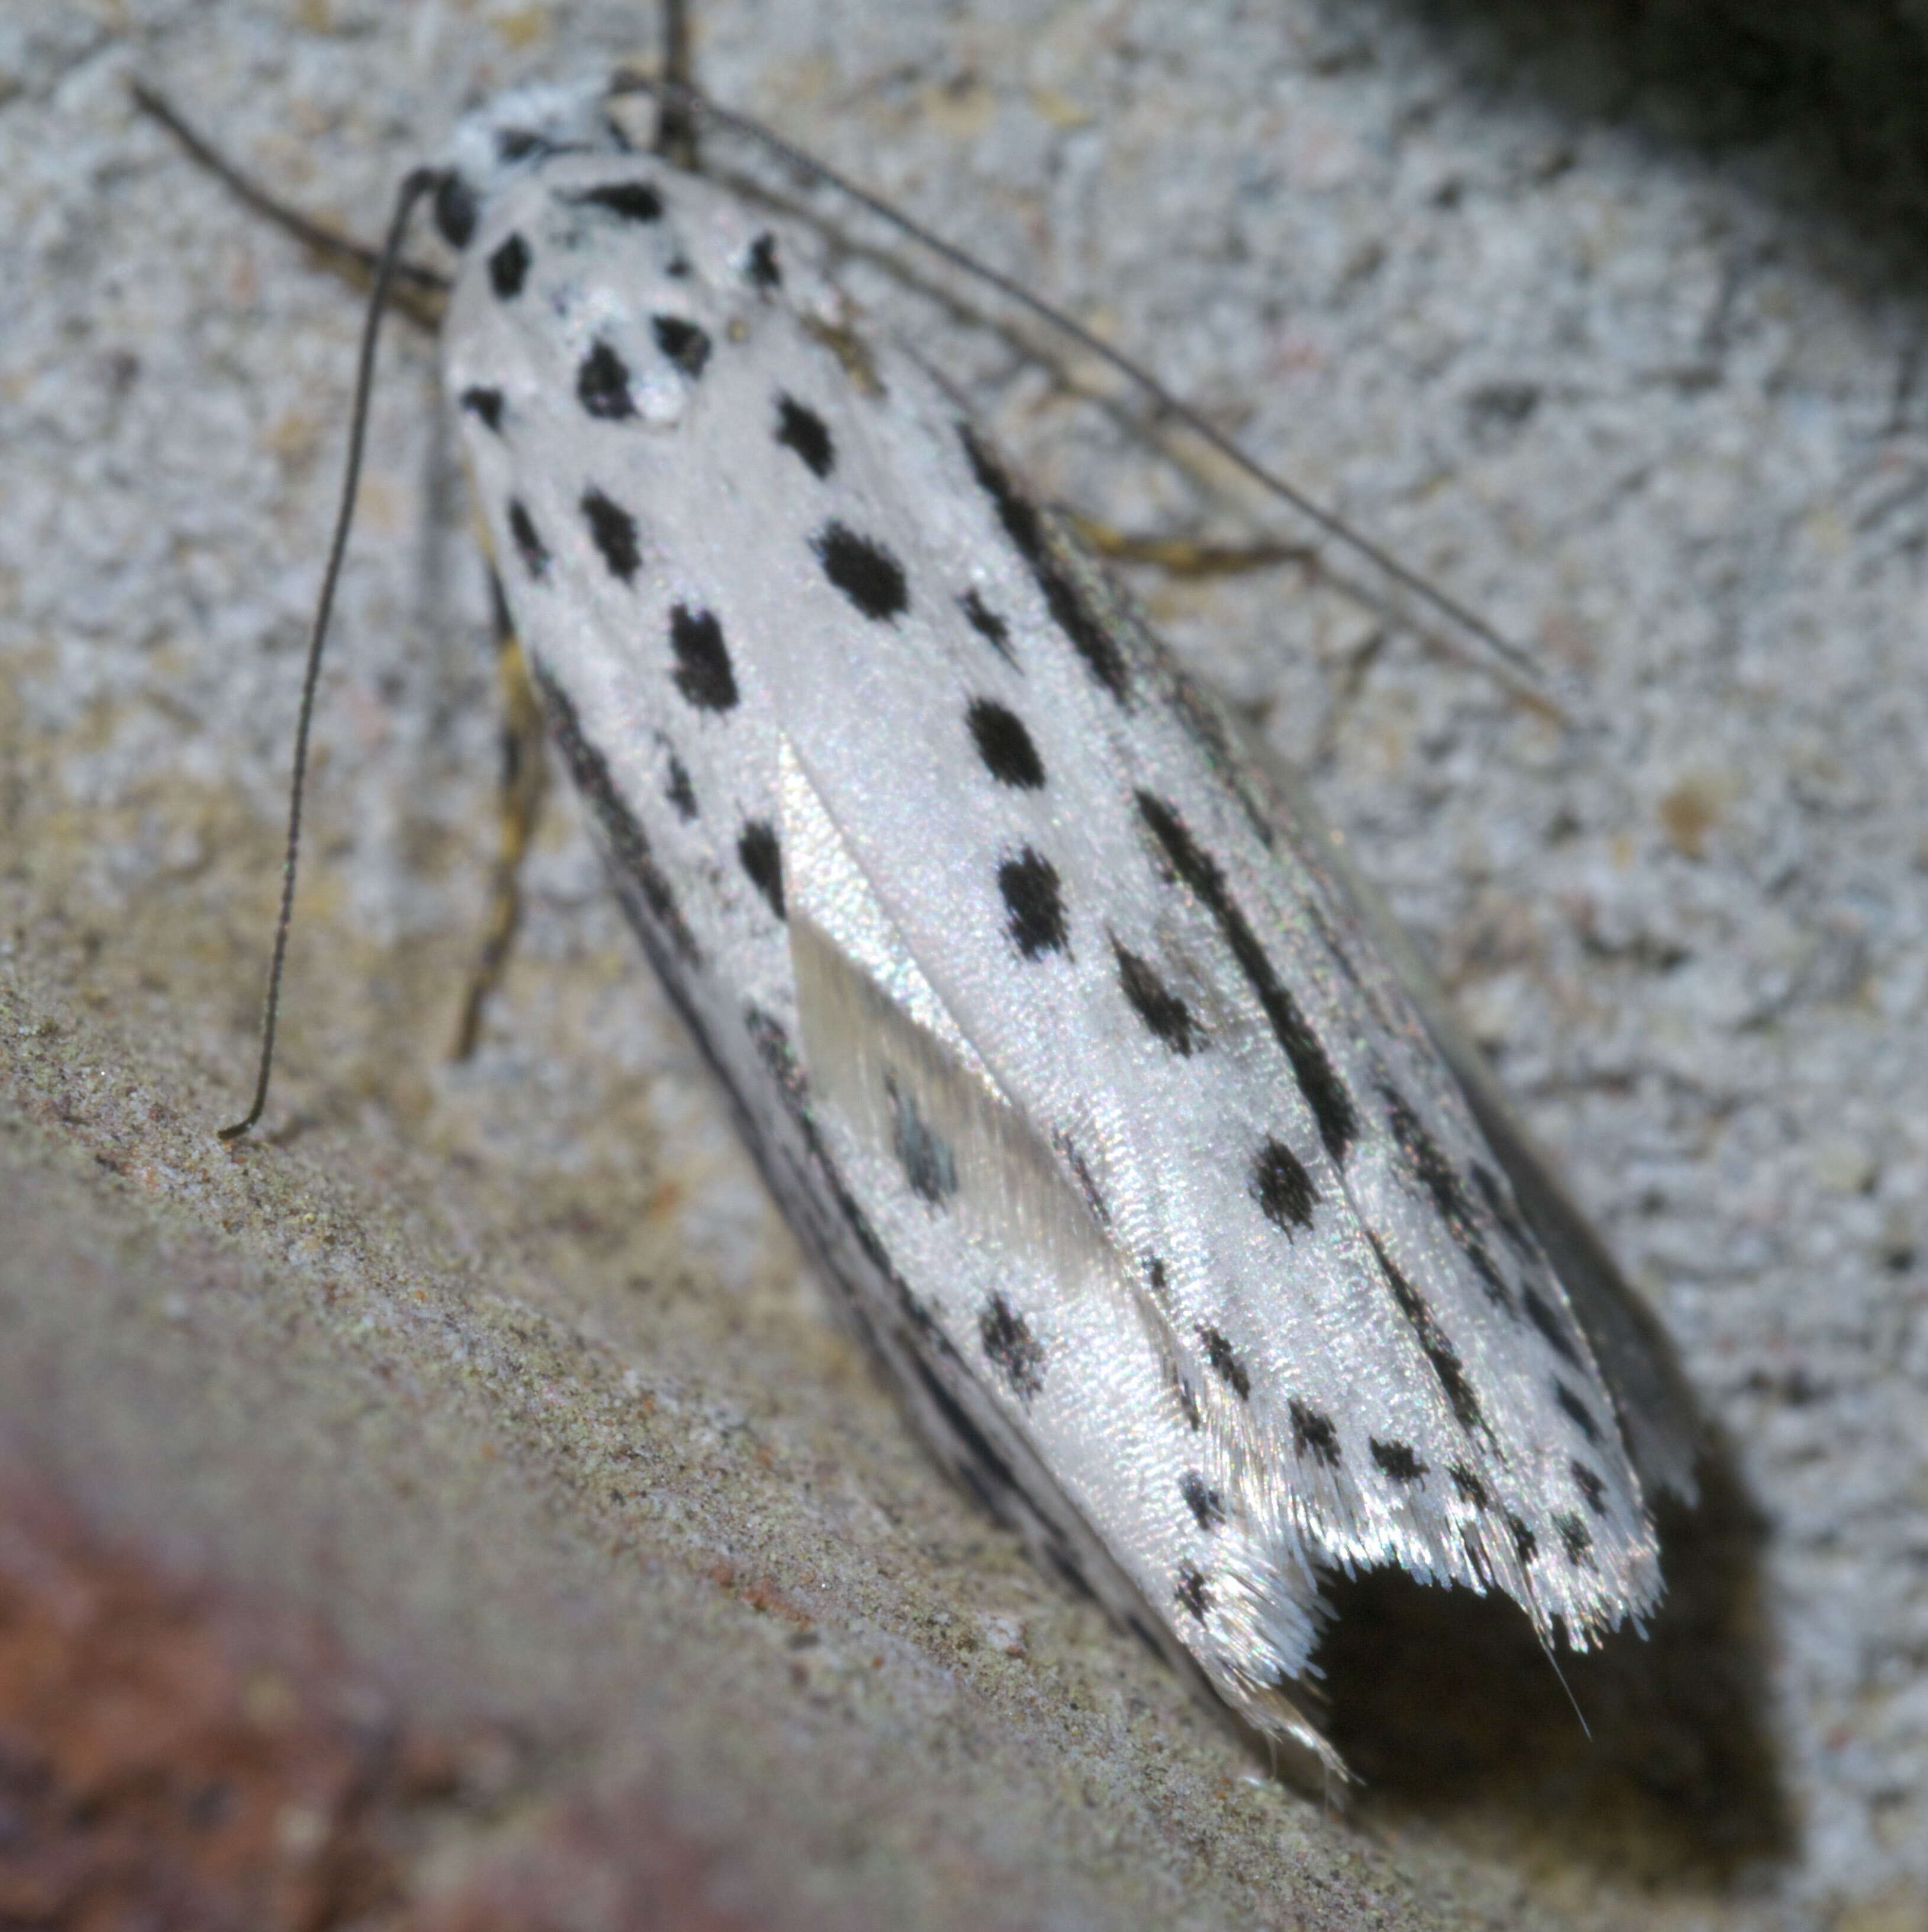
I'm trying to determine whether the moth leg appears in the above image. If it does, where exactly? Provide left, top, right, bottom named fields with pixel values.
left=450, top=569, right=549, bottom=1060
left=1067, top=512, right=1314, bottom=580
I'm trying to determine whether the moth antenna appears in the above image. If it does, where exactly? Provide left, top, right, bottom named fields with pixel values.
left=219, top=163, right=443, bottom=1142
left=652, top=0, right=701, bottom=170
left=129, top=83, right=449, bottom=304
left=611, top=72, right=1544, bottom=696
left=1540, top=1633, right=1594, bottom=1743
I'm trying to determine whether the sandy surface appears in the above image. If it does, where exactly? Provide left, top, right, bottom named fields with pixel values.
left=4, top=2, right=1926, bottom=1927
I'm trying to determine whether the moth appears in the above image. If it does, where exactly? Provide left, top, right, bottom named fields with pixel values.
left=201, top=66, right=1700, bottom=1784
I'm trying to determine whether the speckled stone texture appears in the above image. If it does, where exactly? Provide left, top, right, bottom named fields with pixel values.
left=3, top=4, right=1924, bottom=1928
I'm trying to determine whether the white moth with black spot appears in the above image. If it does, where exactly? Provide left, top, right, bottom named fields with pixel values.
left=398, top=75, right=1696, bottom=1780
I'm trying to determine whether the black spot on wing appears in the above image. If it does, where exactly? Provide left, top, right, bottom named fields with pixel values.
left=663, top=750, right=697, bottom=822
left=957, top=422, right=1130, bottom=705
left=752, top=1005, right=954, bottom=1352
left=1449, top=1464, right=1488, bottom=1509
left=737, top=819, right=784, bottom=921
left=958, top=423, right=1041, bottom=551
left=488, top=232, right=529, bottom=300
left=980, top=1294, right=1045, bottom=1403
left=1180, top=1471, right=1225, bottom=1531
left=530, top=661, right=695, bottom=966
left=1113, top=943, right=1202, bottom=1055
left=1379, top=1082, right=1515, bottom=1314
left=1555, top=1512, right=1594, bottom=1565
left=1369, top=1233, right=1484, bottom=1437
left=1380, top=1085, right=1468, bottom=1224
left=1554, top=1380, right=1602, bottom=1446
left=958, top=589, right=1016, bottom=664
left=1176, top=1563, right=1211, bottom=1622
left=1371, top=1439, right=1428, bottom=1482
left=998, top=848, right=1068, bottom=960
left=886, top=1074, right=958, bottom=1205
left=653, top=314, right=711, bottom=378
left=1251, top=1136, right=1317, bottom=1232
left=578, top=338, right=636, bottom=420
left=1290, top=1401, right=1340, bottom=1467
left=569, top=179, right=663, bottom=221
left=668, top=605, right=738, bottom=711
left=1137, top=792, right=1359, bottom=1163
left=1198, top=1326, right=1250, bottom=1402
left=1157, top=1282, right=1203, bottom=1433
left=745, top=232, right=781, bottom=290
left=1464, top=1240, right=1514, bottom=1313
left=814, top=521, right=908, bottom=621
left=1473, top=1161, right=1537, bottom=1261
left=507, top=498, right=549, bottom=580
left=967, top=698, right=1045, bottom=789
left=1524, top=1285, right=1583, bottom=1368
left=1571, top=1460, right=1609, bottom=1516
left=1509, top=1513, right=1538, bottom=1564
left=580, top=487, right=640, bottom=583
left=461, top=385, right=504, bottom=432
left=774, top=393, right=834, bottom=478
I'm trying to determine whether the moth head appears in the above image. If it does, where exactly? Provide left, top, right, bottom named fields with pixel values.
left=434, top=81, right=626, bottom=249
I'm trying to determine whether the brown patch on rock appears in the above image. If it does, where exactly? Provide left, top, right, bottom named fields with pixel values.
left=0, top=1471, right=525, bottom=1931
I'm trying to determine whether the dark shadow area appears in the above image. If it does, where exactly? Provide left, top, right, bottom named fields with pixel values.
left=1315, top=1433, right=1789, bottom=1889
left=1381, top=0, right=1928, bottom=332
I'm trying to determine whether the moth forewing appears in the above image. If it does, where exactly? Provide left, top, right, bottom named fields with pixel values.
left=1240, top=731, right=1704, bottom=1515
left=368, top=69, right=1685, bottom=1779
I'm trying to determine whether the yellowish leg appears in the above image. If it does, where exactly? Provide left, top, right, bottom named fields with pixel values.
left=450, top=574, right=549, bottom=1061
left=1066, top=513, right=1314, bottom=580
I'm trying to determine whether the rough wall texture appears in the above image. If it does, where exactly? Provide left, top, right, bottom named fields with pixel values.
left=3, top=3, right=1924, bottom=1928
